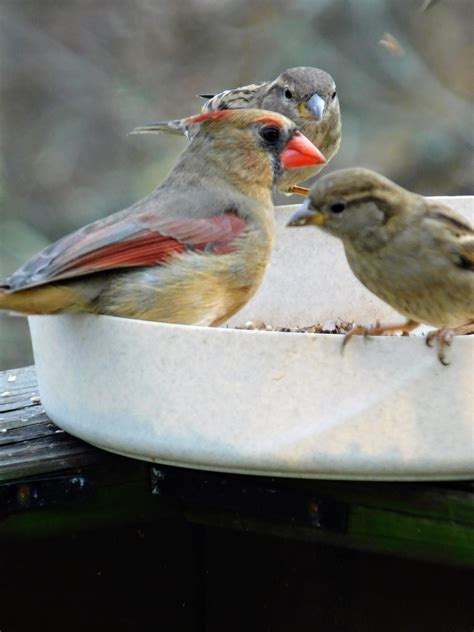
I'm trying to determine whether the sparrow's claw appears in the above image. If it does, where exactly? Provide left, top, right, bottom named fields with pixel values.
left=286, top=185, right=310, bottom=197
left=426, top=321, right=474, bottom=365
left=341, top=325, right=370, bottom=353
left=426, top=328, right=453, bottom=365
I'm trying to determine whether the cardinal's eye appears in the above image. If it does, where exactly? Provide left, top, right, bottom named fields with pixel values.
left=330, top=201, right=346, bottom=213
left=259, top=126, right=280, bottom=144
left=331, top=91, right=337, bottom=100
left=284, top=88, right=293, bottom=99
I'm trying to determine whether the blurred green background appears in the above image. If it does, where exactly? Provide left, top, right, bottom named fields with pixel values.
left=1, top=0, right=473, bottom=369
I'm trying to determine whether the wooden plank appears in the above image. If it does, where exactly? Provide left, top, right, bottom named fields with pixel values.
left=152, top=466, right=474, bottom=567
left=0, top=406, right=50, bottom=430
left=0, top=365, right=112, bottom=481
left=0, top=462, right=174, bottom=539
left=0, top=434, right=110, bottom=480
left=283, top=479, right=474, bottom=526
left=0, top=366, right=41, bottom=413
left=1, top=418, right=61, bottom=445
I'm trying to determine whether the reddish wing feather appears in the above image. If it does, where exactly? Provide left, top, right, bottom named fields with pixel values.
left=64, top=232, right=187, bottom=271
left=38, top=213, right=247, bottom=280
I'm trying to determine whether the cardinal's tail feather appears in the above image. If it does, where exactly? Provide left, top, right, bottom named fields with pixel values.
left=0, top=285, right=91, bottom=315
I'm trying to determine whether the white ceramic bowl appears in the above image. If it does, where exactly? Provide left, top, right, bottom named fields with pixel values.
left=29, top=198, right=474, bottom=480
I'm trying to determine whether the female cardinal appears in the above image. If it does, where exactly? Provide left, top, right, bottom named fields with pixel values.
left=148, top=67, right=341, bottom=196
left=287, top=168, right=474, bottom=364
left=0, top=109, right=325, bottom=326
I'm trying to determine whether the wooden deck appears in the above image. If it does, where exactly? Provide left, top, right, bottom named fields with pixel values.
left=0, top=365, right=116, bottom=480
left=0, top=365, right=473, bottom=567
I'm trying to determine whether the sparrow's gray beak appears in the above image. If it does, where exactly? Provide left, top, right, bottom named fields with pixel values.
left=306, top=93, right=326, bottom=120
left=287, top=198, right=325, bottom=227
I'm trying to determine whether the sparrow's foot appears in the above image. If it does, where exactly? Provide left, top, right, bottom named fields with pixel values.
left=341, top=325, right=369, bottom=352
left=449, top=321, right=474, bottom=336
left=342, top=320, right=419, bottom=353
left=425, top=321, right=474, bottom=366
left=286, top=185, right=310, bottom=197
left=426, top=328, right=453, bottom=366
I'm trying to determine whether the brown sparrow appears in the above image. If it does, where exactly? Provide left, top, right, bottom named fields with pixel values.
left=288, top=167, right=474, bottom=364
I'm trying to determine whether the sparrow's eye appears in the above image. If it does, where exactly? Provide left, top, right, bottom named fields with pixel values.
left=331, top=91, right=337, bottom=100
left=284, top=88, right=293, bottom=100
left=259, top=126, right=280, bottom=144
left=330, top=201, right=346, bottom=213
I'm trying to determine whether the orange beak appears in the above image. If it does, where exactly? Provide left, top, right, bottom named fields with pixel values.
left=280, top=131, right=326, bottom=170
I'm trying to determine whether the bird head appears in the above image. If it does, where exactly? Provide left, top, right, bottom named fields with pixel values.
left=261, top=67, right=340, bottom=126
left=189, top=109, right=325, bottom=165
left=287, top=168, right=408, bottom=245
left=134, top=109, right=326, bottom=191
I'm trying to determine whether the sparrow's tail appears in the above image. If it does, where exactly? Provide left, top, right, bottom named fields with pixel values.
left=130, top=119, right=188, bottom=137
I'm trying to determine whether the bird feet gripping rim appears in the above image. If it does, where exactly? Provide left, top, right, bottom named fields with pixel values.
left=426, top=321, right=474, bottom=366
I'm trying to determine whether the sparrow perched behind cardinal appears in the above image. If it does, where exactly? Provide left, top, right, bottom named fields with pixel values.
left=288, top=168, right=474, bottom=364
left=0, top=109, right=325, bottom=325
left=149, top=67, right=341, bottom=195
